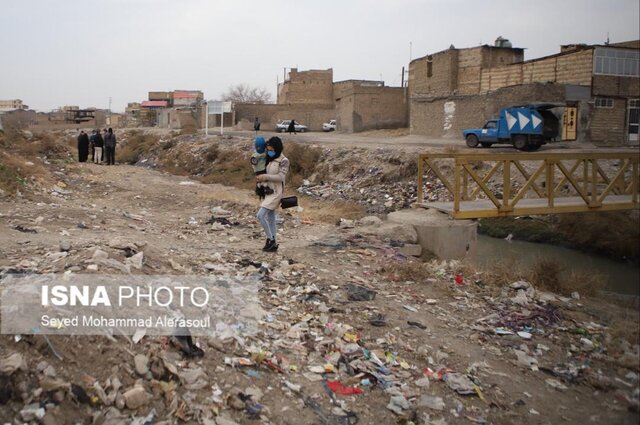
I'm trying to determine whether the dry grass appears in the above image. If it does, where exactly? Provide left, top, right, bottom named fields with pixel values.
left=195, top=140, right=323, bottom=190
left=197, top=149, right=254, bottom=187
left=381, top=156, right=419, bottom=182
left=285, top=141, right=322, bottom=187
left=297, top=197, right=365, bottom=223
left=555, top=212, right=639, bottom=262
left=481, top=212, right=639, bottom=263
left=470, top=258, right=529, bottom=286
left=443, top=145, right=459, bottom=154
left=476, top=256, right=604, bottom=296
left=0, top=130, right=67, bottom=194
left=379, top=261, right=433, bottom=283
left=118, top=133, right=160, bottom=164
left=0, top=153, right=28, bottom=193
left=180, top=124, right=198, bottom=135
left=608, top=310, right=640, bottom=351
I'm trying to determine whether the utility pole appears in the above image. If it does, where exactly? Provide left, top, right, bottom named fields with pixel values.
left=205, top=101, right=209, bottom=136
left=108, top=96, right=112, bottom=126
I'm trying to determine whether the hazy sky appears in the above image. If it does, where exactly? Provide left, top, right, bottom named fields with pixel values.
left=1, top=0, right=638, bottom=112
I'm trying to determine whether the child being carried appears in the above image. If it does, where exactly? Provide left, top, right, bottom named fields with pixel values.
left=251, top=136, right=271, bottom=198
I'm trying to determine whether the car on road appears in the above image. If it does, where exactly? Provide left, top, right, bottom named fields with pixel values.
left=322, top=119, right=336, bottom=132
left=275, top=120, right=308, bottom=133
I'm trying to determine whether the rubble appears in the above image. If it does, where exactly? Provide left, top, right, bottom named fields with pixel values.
left=0, top=133, right=637, bottom=425
left=0, top=353, right=27, bottom=375
left=133, top=354, right=149, bottom=376
left=123, top=385, right=152, bottom=410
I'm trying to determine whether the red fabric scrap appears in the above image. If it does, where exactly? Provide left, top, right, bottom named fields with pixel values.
left=327, top=380, right=364, bottom=395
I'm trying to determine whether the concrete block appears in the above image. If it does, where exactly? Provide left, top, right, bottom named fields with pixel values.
left=388, top=209, right=477, bottom=261
left=400, top=243, right=423, bottom=257
left=358, top=216, right=383, bottom=226
left=360, top=222, right=418, bottom=244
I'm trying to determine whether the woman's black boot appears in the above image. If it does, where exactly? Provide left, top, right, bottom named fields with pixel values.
left=264, top=240, right=278, bottom=252
left=262, top=239, right=275, bottom=251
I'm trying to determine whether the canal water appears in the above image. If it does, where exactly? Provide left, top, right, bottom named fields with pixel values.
left=476, top=234, right=640, bottom=296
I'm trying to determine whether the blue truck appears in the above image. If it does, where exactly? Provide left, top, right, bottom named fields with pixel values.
left=462, top=104, right=561, bottom=151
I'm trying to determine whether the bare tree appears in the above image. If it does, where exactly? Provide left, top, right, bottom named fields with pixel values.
left=222, top=84, right=273, bottom=104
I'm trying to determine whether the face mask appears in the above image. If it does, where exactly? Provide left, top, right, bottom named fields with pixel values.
left=267, top=151, right=276, bottom=158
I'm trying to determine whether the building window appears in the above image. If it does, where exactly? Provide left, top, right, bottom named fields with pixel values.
left=426, top=55, right=433, bottom=78
left=595, top=97, right=614, bottom=108
left=594, top=47, right=640, bottom=77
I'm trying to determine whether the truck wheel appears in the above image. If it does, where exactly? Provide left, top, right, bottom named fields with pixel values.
left=481, top=142, right=492, bottom=148
left=466, top=135, right=479, bottom=148
left=513, top=135, right=528, bottom=150
left=527, top=143, right=541, bottom=151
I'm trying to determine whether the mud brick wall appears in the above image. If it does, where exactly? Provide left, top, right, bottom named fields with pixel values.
left=481, top=49, right=594, bottom=92
left=277, top=69, right=334, bottom=106
left=592, top=75, right=640, bottom=98
left=234, top=103, right=335, bottom=132
left=410, top=83, right=566, bottom=138
left=337, top=86, right=407, bottom=133
left=409, top=46, right=524, bottom=98
left=589, top=99, right=628, bottom=146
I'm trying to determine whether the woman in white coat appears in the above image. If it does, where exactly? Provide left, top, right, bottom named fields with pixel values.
left=255, top=137, right=289, bottom=252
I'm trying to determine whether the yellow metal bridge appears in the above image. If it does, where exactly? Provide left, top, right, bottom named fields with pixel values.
left=416, top=151, right=640, bottom=219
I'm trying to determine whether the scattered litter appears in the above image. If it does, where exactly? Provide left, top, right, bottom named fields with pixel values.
left=443, top=372, right=477, bottom=395
left=545, top=378, right=568, bottom=391
left=326, top=380, right=364, bottom=396
left=417, top=394, right=445, bottom=410
left=347, top=284, right=377, bottom=301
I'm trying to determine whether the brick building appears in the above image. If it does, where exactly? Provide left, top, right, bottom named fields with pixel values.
left=277, top=68, right=334, bottom=106
left=409, top=39, right=639, bottom=146
left=334, top=80, right=407, bottom=132
left=0, top=99, right=29, bottom=110
left=125, top=90, right=205, bottom=128
left=236, top=68, right=408, bottom=132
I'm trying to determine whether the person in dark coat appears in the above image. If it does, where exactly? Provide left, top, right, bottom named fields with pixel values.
left=92, top=129, right=104, bottom=164
left=101, top=129, right=107, bottom=162
left=89, top=130, right=97, bottom=162
left=287, top=119, right=296, bottom=134
left=77, top=130, right=89, bottom=162
left=254, top=117, right=261, bottom=133
left=104, top=128, right=117, bottom=165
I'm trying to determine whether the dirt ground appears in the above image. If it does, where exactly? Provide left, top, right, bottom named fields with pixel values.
left=0, top=135, right=639, bottom=425
left=220, top=128, right=636, bottom=153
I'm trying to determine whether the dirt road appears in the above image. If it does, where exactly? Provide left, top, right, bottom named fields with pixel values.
left=0, top=160, right=638, bottom=425
left=220, top=129, right=628, bottom=154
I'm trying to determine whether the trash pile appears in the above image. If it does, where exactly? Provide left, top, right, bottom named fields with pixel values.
left=1, top=135, right=639, bottom=425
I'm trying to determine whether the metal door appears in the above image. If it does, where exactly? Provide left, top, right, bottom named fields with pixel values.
left=562, top=106, right=577, bottom=141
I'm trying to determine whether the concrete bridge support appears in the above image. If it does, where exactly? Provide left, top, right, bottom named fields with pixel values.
left=387, top=209, right=477, bottom=261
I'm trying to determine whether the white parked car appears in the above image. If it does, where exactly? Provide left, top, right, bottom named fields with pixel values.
left=275, top=120, right=308, bottom=133
left=323, top=119, right=336, bottom=132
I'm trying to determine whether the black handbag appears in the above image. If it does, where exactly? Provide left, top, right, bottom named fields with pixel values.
left=280, top=196, right=298, bottom=209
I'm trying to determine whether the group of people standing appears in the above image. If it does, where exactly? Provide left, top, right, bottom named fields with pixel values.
left=77, top=128, right=116, bottom=165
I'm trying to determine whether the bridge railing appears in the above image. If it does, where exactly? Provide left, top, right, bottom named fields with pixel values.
left=416, top=151, right=640, bottom=218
